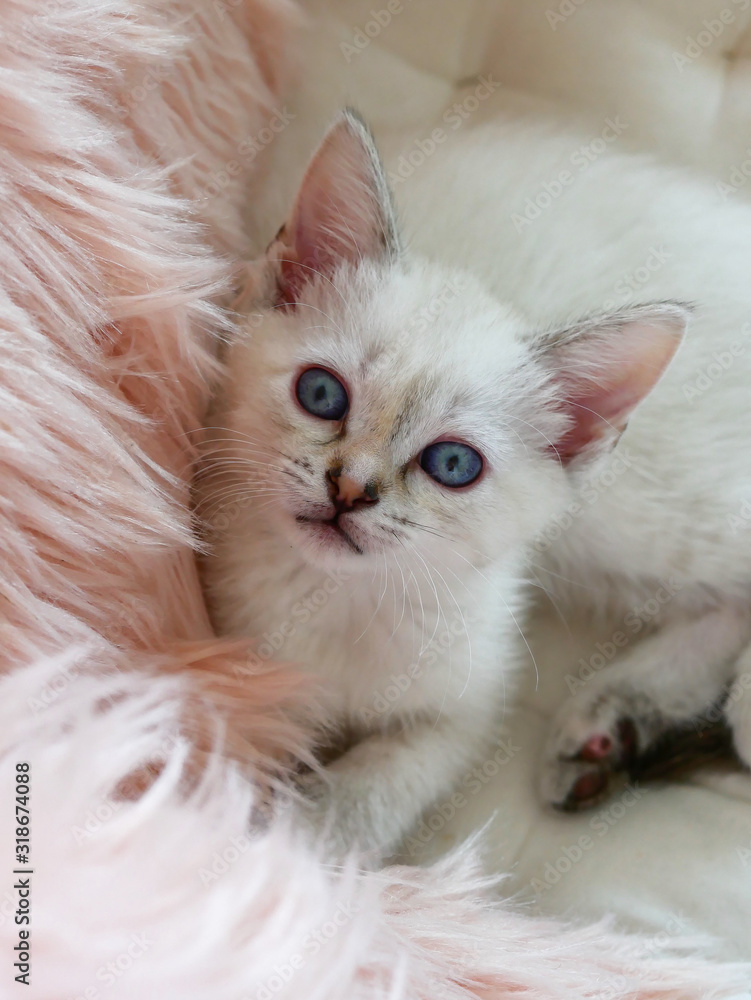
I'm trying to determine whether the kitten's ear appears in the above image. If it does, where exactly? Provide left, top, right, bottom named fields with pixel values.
left=272, top=109, right=400, bottom=307
left=538, top=303, right=689, bottom=465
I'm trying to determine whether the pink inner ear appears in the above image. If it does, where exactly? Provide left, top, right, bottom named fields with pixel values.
left=277, top=253, right=312, bottom=308
left=555, top=375, right=643, bottom=463
left=274, top=113, right=396, bottom=308
left=278, top=187, right=367, bottom=306
left=275, top=204, right=346, bottom=308
left=551, top=317, right=685, bottom=464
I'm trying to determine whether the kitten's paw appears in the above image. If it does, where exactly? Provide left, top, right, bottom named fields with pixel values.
left=292, top=771, right=342, bottom=844
left=725, top=680, right=751, bottom=770
left=292, top=769, right=380, bottom=859
left=540, top=694, right=641, bottom=810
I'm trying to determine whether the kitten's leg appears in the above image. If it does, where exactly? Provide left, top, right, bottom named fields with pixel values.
left=540, top=607, right=750, bottom=810
left=297, top=711, right=495, bottom=859
left=725, top=645, right=751, bottom=768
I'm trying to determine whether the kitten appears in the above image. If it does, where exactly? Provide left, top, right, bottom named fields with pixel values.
left=385, top=94, right=751, bottom=811
left=201, top=103, right=751, bottom=855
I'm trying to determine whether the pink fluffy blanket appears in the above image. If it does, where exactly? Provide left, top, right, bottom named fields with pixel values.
left=0, top=1, right=748, bottom=996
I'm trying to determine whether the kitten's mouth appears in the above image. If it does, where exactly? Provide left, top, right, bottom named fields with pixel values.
left=295, top=514, right=364, bottom=555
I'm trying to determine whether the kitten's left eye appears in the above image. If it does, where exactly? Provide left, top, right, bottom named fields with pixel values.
left=295, top=367, right=348, bottom=420
left=420, top=441, right=483, bottom=488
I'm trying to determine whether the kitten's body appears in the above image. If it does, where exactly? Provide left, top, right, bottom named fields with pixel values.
left=387, top=99, right=751, bottom=799
left=391, top=106, right=751, bottom=599
left=203, top=97, right=751, bottom=852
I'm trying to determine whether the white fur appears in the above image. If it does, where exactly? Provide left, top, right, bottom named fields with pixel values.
left=203, top=254, right=555, bottom=854
left=385, top=95, right=751, bottom=806
left=205, top=98, right=751, bottom=848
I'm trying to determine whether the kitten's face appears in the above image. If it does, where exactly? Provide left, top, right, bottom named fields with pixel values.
left=205, top=111, right=685, bottom=576
left=218, top=263, right=565, bottom=574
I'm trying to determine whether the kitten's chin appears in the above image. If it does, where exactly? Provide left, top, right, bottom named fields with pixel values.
left=291, top=515, right=374, bottom=571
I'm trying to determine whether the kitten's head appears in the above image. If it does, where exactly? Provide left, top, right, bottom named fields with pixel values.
left=212, top=110, right=686, bottom=574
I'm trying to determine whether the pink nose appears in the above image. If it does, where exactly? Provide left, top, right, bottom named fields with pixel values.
left=336, top=474, right=367, bottom=506
left=327, top=471, right=379, bottom=512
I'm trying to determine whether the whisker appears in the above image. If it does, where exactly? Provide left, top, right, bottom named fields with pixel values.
left=448, top=546, right=540, bottom=697
left=197, top=442, right=284, bottom=462
left=197, top=488, right=287, bottom=518
left=353, top=549, right=390, bottom=644
left=420, top=548, right=474, bottom=700
left=389, top=546, right=409, bottom=643
left=272, top=298, right=346, bottom=338
left=524, top=557, right=595, bottom=591
left=407, top=546, right=455, bottom=729
left=195, top=458, right=281, bottom=478
left=407, top=546, right=444, bottom=658
left=504, top=413, right=562, bottom=466
left=525, top=565, right=573, bottom=636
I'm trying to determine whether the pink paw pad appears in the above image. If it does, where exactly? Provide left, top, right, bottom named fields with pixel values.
left=570, top=771, right=608, bottom=804
left=579, top=733, right=613, bottom=761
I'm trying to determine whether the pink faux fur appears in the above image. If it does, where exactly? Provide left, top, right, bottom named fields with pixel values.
left=0, top=0, right=313, bottom=765
left=0, top=0, right=747, bottom=996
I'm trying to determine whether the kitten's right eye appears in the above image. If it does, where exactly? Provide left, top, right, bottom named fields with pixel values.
left=420, top=440, right=483, bottom=488
left=295, top=367, right=348, bottom=421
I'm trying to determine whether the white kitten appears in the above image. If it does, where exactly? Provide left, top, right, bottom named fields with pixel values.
left=198, top=105, right=734, bottom=855
left=384, top=92, right=751, bottom=810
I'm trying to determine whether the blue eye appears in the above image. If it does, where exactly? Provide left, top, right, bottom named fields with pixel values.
left=295, top=367, right=348, bottom=420
left=420, top=441, right=483, bottom=488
